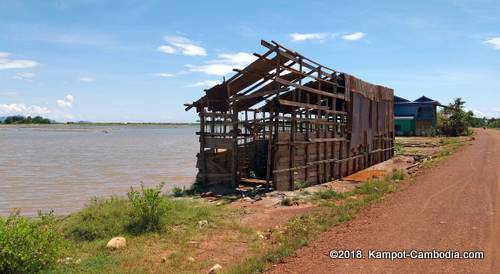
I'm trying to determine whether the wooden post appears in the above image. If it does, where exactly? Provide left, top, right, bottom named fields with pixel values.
left=266, top=106, right=274, bottom=186
left=199, top=108, right=207, bottom=185
left=316, top=67, right=322, bottom=184
left=231, top=107, right=238, bottom=188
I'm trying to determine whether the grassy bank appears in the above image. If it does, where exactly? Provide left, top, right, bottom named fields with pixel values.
left=0, top=183, right=234, bottom=273
left=0, top=137, right=466, bottom=273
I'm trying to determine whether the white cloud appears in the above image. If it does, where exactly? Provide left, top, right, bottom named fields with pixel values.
left=0, top=52, right=39, bottom=70
left=186, top=80, right=221, bottom=87
left=341, top=32, right=366, bottom=41
left=483, top=37, right=500, bottom=50
left=158, top=45, right=176, bottom=54
left=471, top=109, right=484, bottom=116
left=56, top=94, right=74, bottom=108
left=290, top=32, right=331, bottom=42
left=78, top=76, right=95, bottom=82
left=217, top=52, right=256, bottom=66
left=159, top=35, right=207, bottom=56
left=465, top=107, right=499, bottom=118
left=56, top=100, right=72, bottom=108
left=153, top=72, right=174, bottom=77
left=186, top=52, right=257, bottom=76
left=186, top=64, right=233, bottom=76
left=0, top=103, right=50, bottom=116
left=14, top=72, right=35, bottom=80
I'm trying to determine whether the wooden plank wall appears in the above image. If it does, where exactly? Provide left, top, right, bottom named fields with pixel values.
left=272, top=83, right=394, bottom=191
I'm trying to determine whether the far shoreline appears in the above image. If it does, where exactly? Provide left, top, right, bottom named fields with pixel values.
left=0, top=122, right=199, bottom=128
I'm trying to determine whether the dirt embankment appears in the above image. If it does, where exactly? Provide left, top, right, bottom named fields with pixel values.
left=267, top=129, right=500, bottom=273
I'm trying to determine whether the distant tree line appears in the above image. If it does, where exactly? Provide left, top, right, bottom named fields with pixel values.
left=436, top=97, right=499, bottom=136
left=469, top=117, right=500, bottom=129
left=1, top=115, right=52, bottom=124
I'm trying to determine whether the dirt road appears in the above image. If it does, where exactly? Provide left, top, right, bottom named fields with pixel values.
left=268, top=129, right=500, bottom=274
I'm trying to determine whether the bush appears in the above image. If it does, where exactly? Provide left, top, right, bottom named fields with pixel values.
left=394, top=144, right=406, bottom=155
left=0, top=210, right=65, bottom=273
left=391, top=170, right=406, bottom=181
left=314, top=189, right=347, bottom=200
left=293, top=179, right=308, bottom=190
left=184, top=180, right=208, bottom=195
left=281, top=197, right=300, bottom=206
left=127, top=182, right=170, bottom=233
left=60, top=197, right=131, bottom=241
left=438, top=98, right=473, bottom=136
left=171, top=186, right=185, bottom=197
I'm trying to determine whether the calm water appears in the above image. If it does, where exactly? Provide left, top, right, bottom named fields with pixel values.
left=0, top=125, right=198, bottom=216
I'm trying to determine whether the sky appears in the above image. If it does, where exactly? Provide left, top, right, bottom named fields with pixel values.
left=0, top=0, right=499, bottom=122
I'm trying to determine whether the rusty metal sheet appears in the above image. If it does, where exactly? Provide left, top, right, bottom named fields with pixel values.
left=236, top=71, right=302, bottom=109
left=350, top=93, right=362, bottom=150
left=348, top=75, right=378, bottom=100
left=228, top=55, right=288, bottom=95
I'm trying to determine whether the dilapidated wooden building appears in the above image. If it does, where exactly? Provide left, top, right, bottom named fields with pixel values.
left=185, top=40, right=394, bottom=191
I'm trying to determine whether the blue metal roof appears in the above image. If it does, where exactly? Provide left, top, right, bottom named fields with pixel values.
left=394, top=95, right=440, bottom=105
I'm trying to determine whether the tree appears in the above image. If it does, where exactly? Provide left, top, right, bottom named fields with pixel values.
left=3, top=115, right=51, bottom=124
left=438, top=98, right=473, bottom=136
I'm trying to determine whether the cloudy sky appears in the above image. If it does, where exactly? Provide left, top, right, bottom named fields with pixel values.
left=0, top=0, right=499, bottom=122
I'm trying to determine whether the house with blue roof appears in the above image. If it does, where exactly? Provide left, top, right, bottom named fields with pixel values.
left=394, top=96, right=440, bottom=136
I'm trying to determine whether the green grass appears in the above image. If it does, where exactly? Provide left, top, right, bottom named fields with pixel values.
left=59, top=197, right=131, bottom=241
left=424, top=137, right=463, bottom=168
left=313, top=189, right=348, bottom=200
left=47, top=187, right=225, bottom=273
left=394, top=143, right=406, bottom=155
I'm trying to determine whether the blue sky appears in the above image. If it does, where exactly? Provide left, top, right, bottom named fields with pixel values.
left=0, top=0, right=499, bottom=122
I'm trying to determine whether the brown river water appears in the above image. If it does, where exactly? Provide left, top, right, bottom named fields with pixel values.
left=0, top=125, right=198, bottom=216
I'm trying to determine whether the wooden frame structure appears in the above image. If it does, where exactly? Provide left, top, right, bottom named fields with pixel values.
left=185, top=40, right=394, bottom=191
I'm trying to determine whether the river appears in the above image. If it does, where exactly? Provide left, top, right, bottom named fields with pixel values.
left=0, top=124, right=198, bottom=216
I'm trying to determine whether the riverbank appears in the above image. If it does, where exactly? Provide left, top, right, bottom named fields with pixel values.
left=0, top=135, right=470, bottom=273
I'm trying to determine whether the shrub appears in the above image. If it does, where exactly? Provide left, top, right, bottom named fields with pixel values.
left=438, top=98, right=473, bottom=136
left=391, top=170, right=406, bottom=181
left=60, top=197, right=131, bottom=241
left=280, top=197, right=300, bottom=206
left=249, top=170, right=257, bottom=179
left=313, top=189, right=347, bottom=200
left=0, top=210, right=65, bottom=273
left=171, top=186, right=185, bottom=197
left=293, top=179, right=308, bottom=190
left=394, top=144, right=406, bottom=155
left=127, top=182, right=170, bottom=233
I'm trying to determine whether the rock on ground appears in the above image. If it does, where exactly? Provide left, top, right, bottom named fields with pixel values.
left=106, top=237, right=127, bottom=249
left=208, top=263, right=222, bottom=273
